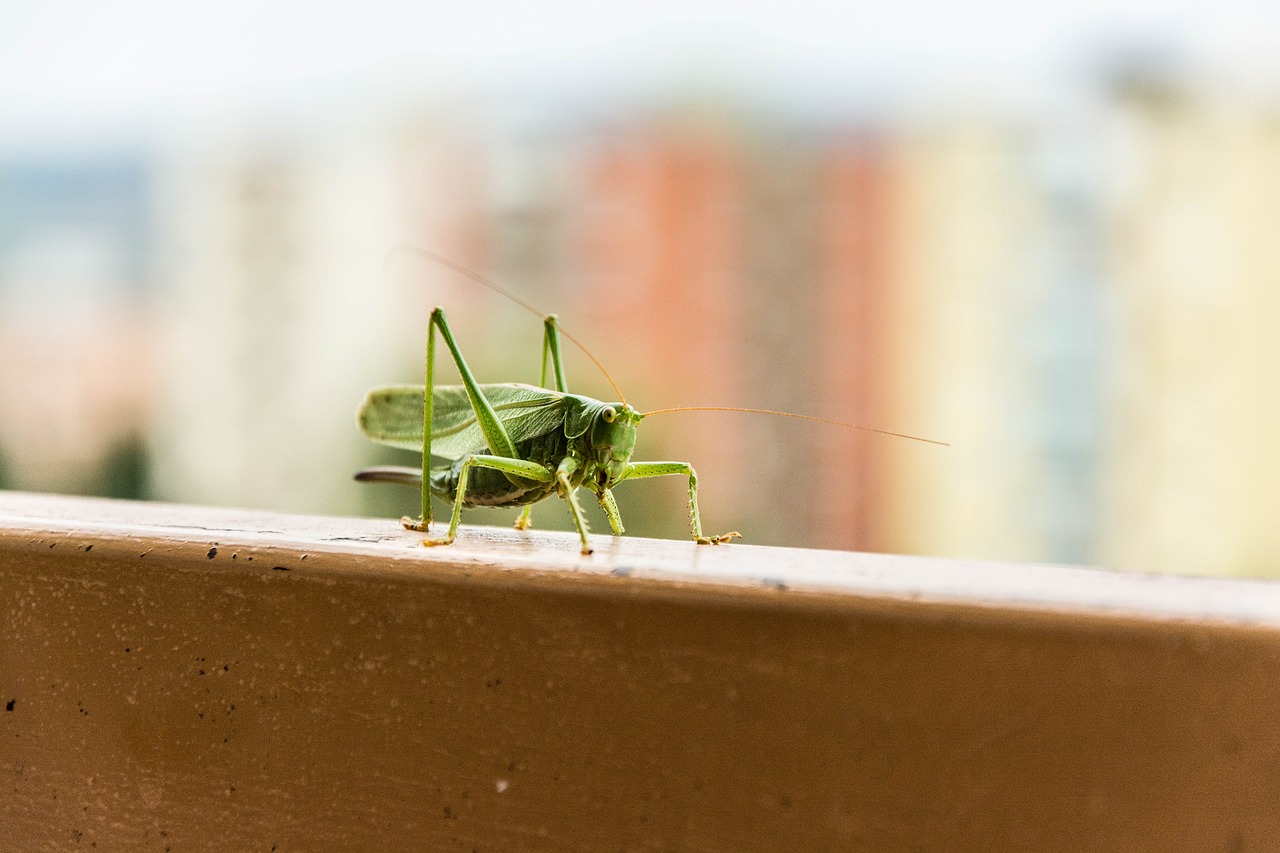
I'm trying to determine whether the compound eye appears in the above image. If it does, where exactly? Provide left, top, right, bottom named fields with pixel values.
left=602, top=407, right=617, bottom=423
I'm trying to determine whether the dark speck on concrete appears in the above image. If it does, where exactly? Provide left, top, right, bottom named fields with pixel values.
left=207, top=547, right=217, bottom=559
left=611, top=566, right=634, bottom=577
left=271, top=565, right=290, bottom=572
left=5, top=699, right=14, bottom=712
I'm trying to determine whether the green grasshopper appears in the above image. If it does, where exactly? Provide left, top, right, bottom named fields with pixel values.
left=356, top=250, right=945, bottom=555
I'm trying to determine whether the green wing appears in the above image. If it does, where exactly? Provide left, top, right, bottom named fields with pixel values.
left=357, top=383, right=568, bottom=461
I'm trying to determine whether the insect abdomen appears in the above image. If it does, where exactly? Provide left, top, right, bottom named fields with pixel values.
left=431, top=431, right=566, bottom=508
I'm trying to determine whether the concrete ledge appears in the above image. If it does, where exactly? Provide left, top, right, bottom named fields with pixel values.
left=2, top=491, right=1279, bottom=850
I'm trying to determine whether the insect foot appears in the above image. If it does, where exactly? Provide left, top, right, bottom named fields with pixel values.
left=421, top=534, right=457, bottom=548
left=696, top=532, right=742, bottom=545
left=401, top=516, right=431, bottom=533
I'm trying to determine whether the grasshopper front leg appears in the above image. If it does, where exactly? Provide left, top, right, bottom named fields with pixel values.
left=619, top=462, right=741, bottom=544
left=598, top=488, right=625, bottom=536
left=554, top=456, right=594, bottom=554
left=584, top=480, right=625, bottom=536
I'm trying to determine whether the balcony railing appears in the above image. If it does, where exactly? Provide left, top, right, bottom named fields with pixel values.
left=3, top=490, right=1279, bottom=850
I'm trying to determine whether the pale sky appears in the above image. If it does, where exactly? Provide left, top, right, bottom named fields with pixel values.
left=3, top=0, right=1280, bottom=143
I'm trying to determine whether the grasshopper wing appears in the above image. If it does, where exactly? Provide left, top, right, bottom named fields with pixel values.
left=357, top=383, right=568, bottom=461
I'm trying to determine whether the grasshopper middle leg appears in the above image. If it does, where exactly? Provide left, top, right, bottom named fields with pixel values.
left=426, top=454, right=555, bottom=547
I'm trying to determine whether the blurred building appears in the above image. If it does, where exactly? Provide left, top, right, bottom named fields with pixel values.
left=568, top=120, right=753, bottom=541
left=148, top=123, right=438, bottom=515
left=5, top=78, right=1280, bottom=576
left=0, top=155, right=153, bottom=499
left=1101, top=81, right=1280, bottom=575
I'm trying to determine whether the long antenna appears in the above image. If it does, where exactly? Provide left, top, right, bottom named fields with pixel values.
left=641, top=405, right=949, bottom=447
left=387, top=247, right=947, bottom=447
left=388, top=245, right=628, bottom=404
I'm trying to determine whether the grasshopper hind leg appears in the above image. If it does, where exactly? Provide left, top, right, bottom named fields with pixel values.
left=513, top=505, right=534, bottom=531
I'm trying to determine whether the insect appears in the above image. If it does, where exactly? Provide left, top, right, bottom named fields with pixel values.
left=355, top=248, right=946, bottom=555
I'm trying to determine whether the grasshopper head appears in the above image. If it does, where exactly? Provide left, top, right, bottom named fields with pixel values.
left=591, top=403, right=641, bottom=486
